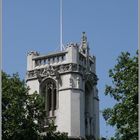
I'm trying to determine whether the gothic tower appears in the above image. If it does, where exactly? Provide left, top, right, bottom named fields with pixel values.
left=26, top=32, right=99, bottom=140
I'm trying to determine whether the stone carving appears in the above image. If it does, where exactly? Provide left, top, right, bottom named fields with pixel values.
left=42, top=68, right=47, bottom=75
left=60, top=65, right=64, bottom=72
left=35, top=70, right=42, bottom=83
left=77, top=77, right=80, bottom=88
left=26, top=63, right=98, bottom=86
left=69, top=77, right=74, bottom=88
left=84, top=72, right=98, bottom=86
left=69, top=64, right=72, bottom=71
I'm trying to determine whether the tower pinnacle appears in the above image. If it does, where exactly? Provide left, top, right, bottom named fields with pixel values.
left=81, top=32, right=89, bottom=55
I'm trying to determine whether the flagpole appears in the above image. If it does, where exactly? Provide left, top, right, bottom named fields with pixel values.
left=60, top=0, right=63, bottom=51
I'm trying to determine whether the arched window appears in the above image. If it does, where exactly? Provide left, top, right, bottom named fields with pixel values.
left=41, top=78, right=57, bottom=117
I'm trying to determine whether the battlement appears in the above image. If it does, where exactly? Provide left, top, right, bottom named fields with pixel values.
left=27, top=42, right=95, bottom=69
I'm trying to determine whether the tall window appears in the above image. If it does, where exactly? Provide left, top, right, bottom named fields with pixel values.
left=41, top=79, right=57, bottom=117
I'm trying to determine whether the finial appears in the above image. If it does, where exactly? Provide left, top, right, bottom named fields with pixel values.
left=82, top=32, right=87, bottom=44
left=81, top=32, right=88, bottom=52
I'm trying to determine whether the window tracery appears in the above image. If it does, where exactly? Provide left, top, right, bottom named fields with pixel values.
left=41, top=79, right=57, bottom=117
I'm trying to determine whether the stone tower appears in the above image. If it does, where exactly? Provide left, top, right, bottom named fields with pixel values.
left=26, top=32, right=99, bottom=140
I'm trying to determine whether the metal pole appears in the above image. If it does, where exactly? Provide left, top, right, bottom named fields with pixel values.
left=60, top=0, right=63, bottom=51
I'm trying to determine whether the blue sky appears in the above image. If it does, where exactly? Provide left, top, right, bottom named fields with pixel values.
left=3, top=0, right=138, bottom=138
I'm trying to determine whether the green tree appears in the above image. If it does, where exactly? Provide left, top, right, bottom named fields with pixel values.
left=2, top=71, right=45, bottom=140
left=2, top=71, right=68, bottom=140
left=102, top=52, right=138, bottom=140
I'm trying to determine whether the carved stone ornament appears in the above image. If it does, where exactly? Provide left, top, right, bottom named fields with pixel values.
left=84, top=71, right=98, bottom=86
left=60, top=65, right=64, bottom=72
left=26, top=63, right=97, bottom=85
left=77, top=77, right=80, bottom=88
left=69, top=77, right=74, bottom=88
left=35, top=70, right=42, bottom=83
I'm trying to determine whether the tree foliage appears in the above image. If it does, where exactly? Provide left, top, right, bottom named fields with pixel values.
left=102, top=52, right=138, bottom=140
left=2, top=71, right=68, bottom=140
left=2, top=71, right=45, bottom=140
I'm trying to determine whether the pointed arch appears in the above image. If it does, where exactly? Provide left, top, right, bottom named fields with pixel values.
left=40, top=78, right=57, bottom=117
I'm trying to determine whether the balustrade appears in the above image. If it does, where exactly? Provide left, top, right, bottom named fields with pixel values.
left=34, top=54, right=66, bottom=67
